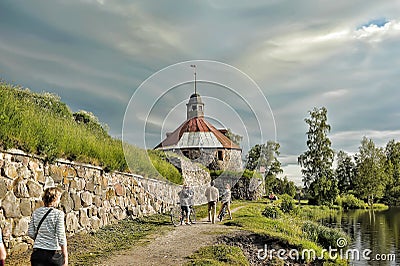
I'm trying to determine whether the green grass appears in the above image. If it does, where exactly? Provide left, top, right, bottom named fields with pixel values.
left=0, top=80, right=181, bottom=183
left=185, top=245, right=249, bottom=266
left=220, top=201, right=349, bottom=264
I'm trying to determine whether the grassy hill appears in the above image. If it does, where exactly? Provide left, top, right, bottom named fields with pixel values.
left=0, top=80, right=182, bottom=184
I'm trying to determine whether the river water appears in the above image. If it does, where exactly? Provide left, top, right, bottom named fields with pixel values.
left=323, top=207, right=399, bottom=266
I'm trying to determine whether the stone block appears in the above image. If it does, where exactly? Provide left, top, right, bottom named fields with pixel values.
left=60, top=192, right=73, bottom=213
left=0, top=178, right=8, bottom=199
left=4, top=163, right=18, bottom=179
left=13, top=177, right=29, bottom=198
left=13, top=217, right=30, bottom=237
left=77, top=178, right=86, bottom=190
left=90, top=216, right=101, bottom=231
left=2, top=191, right=21, bottom=218
left=81, top=191, right=93, bottom=207
left=26, top=180, right=43, bottom=198
left=20, top=198, right=32, bottom=216
left=88, top=206, right=98, bottom=218
left=93, top=196, right=102, bottom=208
left=85, top=178, right=95, bottom=192
left=71, top=193, right=82, bottom=211
left=66, top=212, right=79, bottom=232
left=79, top=209, right=90, bottom=228
left=114, top=183, right=125, bottom=196
left=94, top=185, right=102, bottom=196
left=76, top=167, right=86, bottom=178
left=49, top=165, right=63, bottom=182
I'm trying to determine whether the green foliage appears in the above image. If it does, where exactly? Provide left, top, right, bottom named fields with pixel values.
left=353, top=137, right=389, bottom=205
left=298, top=107, right=334, bottom=188
left=383, top=140, right=400, bottom=205
left=245, top=141, right=282, bottom=176
left=262, top=205, right=283, bottom=219
left=302, top=221, right=350, bottom=249
left=224, top=202, right=347, bottom=264
left=186, top=245, right=249, bottom=266
left=279, top=194, right=295, bottom=213
left=292, top=205, right=339, bottom=221
left=0, top=81, right=181, bottom=183
left=266, top=175, right=296, bottom=197
left=308, top=176, right=339, bottom=206
left=336, top=194, right=366, bottom=210
left=223, top=128, right=243, bottom=146
left=148, top=150, right=183, bottom=184
left=298, top=107, right=338, bottom=206
left=209, top=169, right=262, bottom=180
left=335, top=151, right=356, bottom=194
left=73, top=110, right=108, bottom=137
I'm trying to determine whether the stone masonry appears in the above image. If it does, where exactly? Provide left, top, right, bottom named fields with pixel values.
left=0, top=149, right=183, bottom=255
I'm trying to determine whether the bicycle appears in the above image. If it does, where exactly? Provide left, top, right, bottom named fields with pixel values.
left=217, top=203, right=227, bottom=222
left=170, top=203, right=196, bottom=226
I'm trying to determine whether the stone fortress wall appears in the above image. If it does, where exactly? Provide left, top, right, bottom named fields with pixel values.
left=0, top=149, right=201, bottom=255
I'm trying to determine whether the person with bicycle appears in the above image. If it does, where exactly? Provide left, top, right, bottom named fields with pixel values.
left=178, top=184, right=194, bottom=225
left=205, top=180, right=219, bottom=224
left=218, top=183, right=232, bottom=221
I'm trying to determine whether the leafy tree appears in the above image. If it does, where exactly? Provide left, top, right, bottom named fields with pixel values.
left=383, top=140, right=400, bottom=205
left=245, top=141, right=281, bottom=173
left=353, top=137, right=389, bottom=206
left=264, top=175, right=296, bottom=197
left=281, top=176, right=297, bottom=197
left=298, top=107, right=338, bottom=205
left=245, top=141, right=282, bottom=194
left=73, top=110, right=109, bottom=137
left=224, top=128, right=243, bottom=146
left=335, top=150, right=356, bottom=194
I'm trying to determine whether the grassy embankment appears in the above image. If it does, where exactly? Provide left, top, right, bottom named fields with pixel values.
left=0, top=81, right=182, bottom=183
left=186, top=200, right=350, bottom=266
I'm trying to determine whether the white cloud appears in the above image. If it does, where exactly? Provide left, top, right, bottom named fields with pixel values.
left=323, top=89, right=349, bottom=99
left=278, top=164, right=303, bottom=186
left=353, top=20, right=400, bottom=42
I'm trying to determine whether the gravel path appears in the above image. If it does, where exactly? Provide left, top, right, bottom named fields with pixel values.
left=99, top=208, right=243, bottom=266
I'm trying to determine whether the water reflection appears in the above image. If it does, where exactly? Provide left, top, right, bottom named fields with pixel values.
left=323, top=207, right=399, bottom=266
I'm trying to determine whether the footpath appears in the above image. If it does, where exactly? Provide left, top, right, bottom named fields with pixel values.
left=99, top=207, right=243, bottom=266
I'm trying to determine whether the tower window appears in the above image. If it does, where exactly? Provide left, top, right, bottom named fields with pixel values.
left=217, top=150, right=223, bottom=160
left=199, top=106, right=203, bottom=111
left=192, top=106, right=197, bottom=111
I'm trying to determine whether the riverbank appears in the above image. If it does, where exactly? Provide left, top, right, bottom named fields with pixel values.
left=7, top=201, right=350, bottom=265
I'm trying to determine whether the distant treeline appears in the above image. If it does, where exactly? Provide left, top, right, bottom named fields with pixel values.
left=0, top=80, right=182, bottom=184
left=298, top=107, right=400, bottom=207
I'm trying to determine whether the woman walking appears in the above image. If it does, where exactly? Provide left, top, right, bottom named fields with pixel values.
left=218, top=183, right=232, bottom=221
left=28, top=187, right=68, bottom=266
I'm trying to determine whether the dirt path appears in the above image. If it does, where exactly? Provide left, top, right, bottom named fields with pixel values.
left=99, top=207, right=243, bottom=266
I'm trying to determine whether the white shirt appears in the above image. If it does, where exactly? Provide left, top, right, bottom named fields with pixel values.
left=205, top=186, right=219, bottom=202
left=28, top=207, right=67, bottom=250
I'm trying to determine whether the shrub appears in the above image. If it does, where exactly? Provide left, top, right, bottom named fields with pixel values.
left=338, top=194, right=366, bottom=210
left=302, top=221, right=350, bottom=249
left=280, top=194, right=295, bottom=213
left=262, top=205, right=283, bottom=219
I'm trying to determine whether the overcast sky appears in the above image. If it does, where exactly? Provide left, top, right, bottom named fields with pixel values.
left=1, top=0, right=400, bottom=185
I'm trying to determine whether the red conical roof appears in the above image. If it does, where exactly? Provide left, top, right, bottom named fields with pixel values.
left=155, top=117, right=240, bottom=150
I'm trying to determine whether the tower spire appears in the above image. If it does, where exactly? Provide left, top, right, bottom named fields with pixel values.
left=190, top=64, right=197, bottom=94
